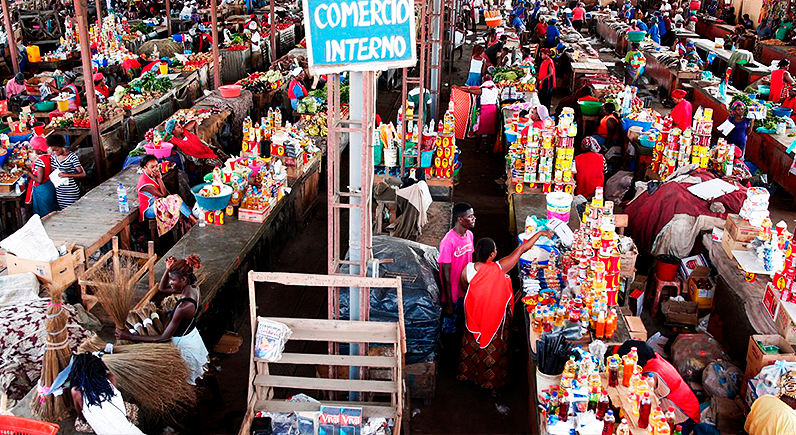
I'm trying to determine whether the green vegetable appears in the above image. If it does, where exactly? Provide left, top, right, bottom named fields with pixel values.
left=130, top=72, right=173, bottom=93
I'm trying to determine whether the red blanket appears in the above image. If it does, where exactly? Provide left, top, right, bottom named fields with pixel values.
left=169, top=130, right=217, bottom=159
left=464, top=262, right=514, bottom=348
left=624, top=171, right=746, bottom=253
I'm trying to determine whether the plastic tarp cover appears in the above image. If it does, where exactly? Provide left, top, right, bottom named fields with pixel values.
left=340, top=235, right=442, bottom=364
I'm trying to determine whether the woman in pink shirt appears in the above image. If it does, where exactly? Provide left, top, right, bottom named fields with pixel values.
left=572, top=2, right=587, bottom=32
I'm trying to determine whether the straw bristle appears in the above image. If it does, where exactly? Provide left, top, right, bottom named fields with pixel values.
left=31, top=295, right=71, bottom=421
left=87, top=257, right=140, bottom=329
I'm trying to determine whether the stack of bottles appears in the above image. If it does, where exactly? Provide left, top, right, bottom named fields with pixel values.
left=650, top=107, right=713, bottom=179
left=739, top=186, right=770, bottom=227
left=713, top=138, right=736, bottom=177
left=770, top=231, right=796, bottom=303
left=242, top=109, right=283, bottom=156
left=755, top=219, right=792, bottom=273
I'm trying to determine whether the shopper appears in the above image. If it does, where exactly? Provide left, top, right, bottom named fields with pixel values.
left=545, top=18, right=561, bottom=48
left=24, top=135, right=58, bottom=217
left=47, top=134, right=85, bottom=210
left=670, top=89, right=693, bottom=131
left=538, top=48, right=556, bottom=108
left=746, top=371, right=796, bottom=435
left=725, top=100, right=753, bottom=158
left=574, top=136, right=605, bottom=198
left=775, top=16, right=793, bottom=41
left=438, top=203, right=475, bottom=334
left=484, top=34, right=507, bottom=66
left=117, top=255, right=209, bottom=385
left=69, top=353, right=144, bottom=435
left=571, top=2, right=586, bottom=32
left=756, top=20, right=773, bottom=39
left=769, top=59, right=795, bottom=103
left=741, top=13, right=754, bottom=30
left=466, top=45, right=489, bottom=86
left=137, top=155, right=197, bottom=227
left=648, top=16, right=661, bottom=43
left=453, top=75, right=499, bottom=152
left=287, top=66, right=308, bottom=111
left=457, top=232, right=553, bottom=392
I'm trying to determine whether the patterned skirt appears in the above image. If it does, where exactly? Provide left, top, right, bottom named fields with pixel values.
left=456, top=318, right=511, bottom=390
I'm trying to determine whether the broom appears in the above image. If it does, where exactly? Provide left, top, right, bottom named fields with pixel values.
left=77, top=335, right=197, bottom=418
left=88, top=257, right=140, bottom=330
left=30, top=285, right=72, bottom=421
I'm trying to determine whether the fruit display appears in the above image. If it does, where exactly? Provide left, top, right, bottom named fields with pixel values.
left=298, top=112, right=328, bottom=137
left=0, top=171, right=19, bottom=184
left=236, top=70, right=285, bottom=92
left=118, top=91, right=161, bottom=110
left=46, top=104, right=124, bottom=129
left=182, top=53, right=215, bottom=71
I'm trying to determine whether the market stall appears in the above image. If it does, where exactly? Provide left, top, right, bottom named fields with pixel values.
left=641, top=44, right=702, bottom=95
left=758, top=42, right=796, bottom=75
left=596, top=16, right=627, bottom=56
left=695, top=16, right=755, bottom=51
left=689, top=38, right=771, bottom=89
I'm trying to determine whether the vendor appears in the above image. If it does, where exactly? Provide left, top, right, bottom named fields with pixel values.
left=670, top=89, right=693, bottom=131
left=781, top=87, right=796, bottom=123
left=163, top=119, right=220, bottom=161
left=770, top=59, right=794, bottom=104
left=484, top=34, right=507, bottom=65
left=574, top=136, right=605, bottom=198
left=545, top=18, right=561, bottom=48
left=457, top=231, right=553, bottom=393
left=48, top=134, right=85, bottom=210
left=725, top=24, right=745, bottom=50
left=453, top=75, right=499, bottom=152
left=93, top=73, right=110, bottom=100
left=510, top=13, right=526, bottom=33
left=137, top=155, right=197, bottom=226
left=536, top=18, right=547, bottom=41
left=623, top=42, right=646, bottom=86
left=775, top=16, right=793, bottom=41
left=741, top=13, right=754, bottom=31
left=757, top=20, right=773, bottom=39
left=538, top=48, right=556, bottom=108
left=635, top=19, right=648, bottom=33
left=672, top=37, right=687, bottom=56
left=62, top=72, right=82, bottom=111
left=745, top=370, right=796, bottom=435
left=69, top=353, right=144, bottom=435
left=466, top=45, right=489, bottom=86
left=287, top=67, right=308, bottom=111
left=24, top=135, right=58, bottom=218
left=683, top=42, right=704, bottom=68
left=530, top=104, right=551, bottom=128
left=648, top=17, right=661, bottom=44
left=5, top=73, right=26, bottom=98
left=116, top=255, right=209, bottom=385
left=615, top=341, right=700, bottom=429
left=725, top=100, right=753, bottom=158
left=594, top=102, right=622, bottom=148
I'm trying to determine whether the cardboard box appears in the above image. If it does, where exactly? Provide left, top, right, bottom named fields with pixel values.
left=763, top=284, right=782, bottom=321
left=776, top=300, right=796, bottom=344
left=745, top=335, right=796, bottom=379
left=687, top=266, right=715, bottom=309
left=5, top=245, right=85, bottom=289
left=625, top=316, right=648, bottom=341
left=238, top=207, right=271, bottom=223
left=680, top=254, right=708, bottom=280
left=725, top=214, right=762, bottom=243
left=721, top=232, right=750, bottom=259
left=661, top=300, right=699, bottom=325
left=629, top=287, right=645, bottom=317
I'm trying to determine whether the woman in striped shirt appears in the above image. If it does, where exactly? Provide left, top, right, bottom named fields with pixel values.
left=47, top=134, right=86, bottom=209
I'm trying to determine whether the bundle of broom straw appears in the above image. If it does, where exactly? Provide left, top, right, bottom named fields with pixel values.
left=88, top=257, right=140, bottom=330
left=30, top=285, right=72, bottom=421
left=78, top=334, right=196, bottom=418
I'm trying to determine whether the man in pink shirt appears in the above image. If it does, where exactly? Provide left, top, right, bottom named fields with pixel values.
left=439, top=202, right=476, bottom=333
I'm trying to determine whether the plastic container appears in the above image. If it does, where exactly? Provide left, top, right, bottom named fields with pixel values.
left=546, top=191, right=573, bottom=222
left=26, top=45, right=41, bottom=63
left=32, top=123, right=45, bottom=135
left=420, top=150, right=434, bottom=168
left=535, top=368, right=562, bottom=400
left=579, top=100, right=603, bottom=115
left=56, top=99, right=69, bottom=112
left=143, top=142, right=174, bottom=158
left=117, top=183, right=129, bottom=213
left=505, top=129, right=518, bottom=143
left=757, top=85, right=770, bottom=97
left=34, top=101, right=56, bottom=112
left=622, top=117, right=654, bottom=132
left=374, top=141, right=384, bottom=166
left=8, top=132, right=32, bottom=143
left=772, top=107, right=793, bottom=118
left=639, top=134, right=656, bottom=148
left=486, top=17, right=502, bottom=27
left=0, top=148, right=9, bottom=167
left=627, top=31, right=646, bottom=42
left=655, top=254, right=680, bottom=281
left=0, top=415, right=59, bottom=435
left=191, top=183, right=233, bottom=211
left=219, top=85, right=242, bottom=98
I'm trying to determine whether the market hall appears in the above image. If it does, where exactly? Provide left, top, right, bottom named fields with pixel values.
left=0, top=0, right=795, bottom=433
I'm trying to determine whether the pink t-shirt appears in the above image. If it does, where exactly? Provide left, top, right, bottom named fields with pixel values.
left=572, top=6, right=586, bottom=21
left=438, top=228, right=474, bottom=304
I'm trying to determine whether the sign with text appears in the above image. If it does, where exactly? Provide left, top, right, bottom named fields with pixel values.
left=302, top=0, right=417, bottom=74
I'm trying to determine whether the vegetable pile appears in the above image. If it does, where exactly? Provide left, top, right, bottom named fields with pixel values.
left=130, top=72, right=173, bottom=93
left=492, top=67, right=524, bottom=86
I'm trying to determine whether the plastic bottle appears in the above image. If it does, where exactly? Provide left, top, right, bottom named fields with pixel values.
left=607, top=309, right=618, bottom=337
left=608, top=356, right=620, bottom=387
left=117, top=182, right=129, bottom=213
left=623, top=347, right=638, bottom=387
left=596, top=311, right=606, bottom=338
left=558, top=391, right=570, bottom=422
left=596, top=389, right=610, bottom=420
left=673, top=424, right=683, bottom=435
left=549, top=391, right=559, bottom=416
left=617, top=418, right=630, bottom=435
left=601, top=410, right=615, bottom=435
left=588, top=386, right=599, bottom=411
left=638, top=392, right=652, bottom=429
left=665, top=407, right=677, bottom=433
left=647, top=373, right=657, bottom=392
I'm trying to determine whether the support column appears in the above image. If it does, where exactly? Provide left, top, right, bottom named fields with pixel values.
left=1, top=0, right=18, bottom=74
left=165, top=0, right=172, bottom=36
left=95, top=0, right=102, bottom=28
left=210, top=0, right=221, bottom=88
left=270, top=0, right=276, bottom=62
left=75, top=0, right=105, bottom=180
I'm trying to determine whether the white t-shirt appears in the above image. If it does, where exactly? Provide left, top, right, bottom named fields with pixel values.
left=480, top=85, right=499, bottom=105
left=469, top=58, right=484, bottom=74
left=465, top=262, right=503, bottom=282
left=82, top=387, right=144, bottom=435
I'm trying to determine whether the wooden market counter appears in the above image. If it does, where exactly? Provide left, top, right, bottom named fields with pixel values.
left=561, top=51, right=609, bottom=90
left=642, top=46, right=701, bottom=95
left=596, top=18, right=628, bottom=56
left=689, top=39, right=770, bottom=88
left=132, top=153, right=322, bottom=345
left=694, top=17, right=755, bottom=51
left=759, top=43, right=796, bottom=76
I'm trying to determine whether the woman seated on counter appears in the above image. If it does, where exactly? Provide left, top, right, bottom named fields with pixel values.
left=137, top=155, right=198, bottom=231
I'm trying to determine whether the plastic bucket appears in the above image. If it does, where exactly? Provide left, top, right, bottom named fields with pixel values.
left=505, top=129, right=518, bottom=143
left=56, top=99, right=69, bottom=112
left=535, top=368, right=561, bottom=400
left=26, top=45, right=41, bottom=63
left=546, top=192, right=572, bottom=222
left=32, top=123, right=44, bottom=135
left=656, top=254, right=680, bottom=281
left=384, top=148, right=398, bottom=167
left=159, top=62, right=169, bottom=75
left=420, top=150, right=434, bottom=168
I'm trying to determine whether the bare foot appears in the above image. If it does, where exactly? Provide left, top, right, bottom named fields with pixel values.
left=189, top=215, right=199, bottom=225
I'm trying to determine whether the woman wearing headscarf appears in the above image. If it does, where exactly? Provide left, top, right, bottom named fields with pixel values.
left=69, top=353, right=144, bottom=435
left=538, top=48, right=556, bottom=108
left=530, top=104, right=550, bottom=129
left=163, top=118, right=219, bottom=160
left=670, top=89, right=692, bottom=131
left=545, top=18, right=561, bottom=48
left=457, top=231, right=553, bottom=393
left=574, top=136, right=605, bottom=198
left=117, top=255, right=209, bottom=385
left=93, top=73, right=110, bottom=100
left=61, top=72, right=82, bottom=111
left=23, top=135, right=58, bottom=217
left=287, top=66, right=308, bottom=111
left=614, top=340, right=700, bottom=430
left=454, top=74, right=500, bottom=152
left=137, top=154, right=197, bottom=232
left=648, top=16, right=661, bottom=44
left=726, top=100, right=753, bottom=158
left=746, top=370, right=796, bottom=435
left=5, top=73, right=27, bottom=98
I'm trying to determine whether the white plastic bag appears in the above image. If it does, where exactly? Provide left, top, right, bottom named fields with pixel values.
left=254, top=317, right=292, bottom=362
left=0, top=215, right=59, bottom=262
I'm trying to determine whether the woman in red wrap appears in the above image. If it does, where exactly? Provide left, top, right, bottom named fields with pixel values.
left=669, top=89, right=693, bottom=131
left=457, top=231, right=553, bottom=392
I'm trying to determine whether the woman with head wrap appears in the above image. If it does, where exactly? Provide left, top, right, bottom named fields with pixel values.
left=614, top=340, right=700, bottom=431
left=529, top=104, right=550, bottom=129
left=136, top=154, right=197, bottom=232
left=573, top=136, right=605, bottom=198
left=648, top=16, right=661, bottom=43
left=163, top=118, right=218, bottom=160
left=670, top=89, right=692, bottom=131
left=745, top=370, right=796, bottom=435
left=545, top=18, right=560, bottom=48
left=5, top=73, right=27, bottom=98
left=23, top=135, right=58, bottom=217
left=726, top=100, right=753, bottom=157
left=117, top=254, right=209, bottom=385
left=61, top=72, right=82, bottom=111
left=287, top=66, right=308, bottom=111
left=453, top=74, right=500, bottom=152
left=93, top=73, right=110, bottom=100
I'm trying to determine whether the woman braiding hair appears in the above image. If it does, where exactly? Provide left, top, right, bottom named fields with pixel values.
left=116, top=254, right=209, bottom=385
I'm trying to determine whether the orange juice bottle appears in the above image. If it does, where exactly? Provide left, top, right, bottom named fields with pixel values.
left=596, top=311, right=606, bottom=339
left=607, top=309, right=618, bottom=338
left=622, top=352, right=636, bottom=387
